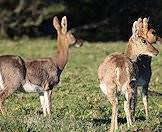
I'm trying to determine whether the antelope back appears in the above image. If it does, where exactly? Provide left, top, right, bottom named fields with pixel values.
left=53, top=16, right=82, bottom=47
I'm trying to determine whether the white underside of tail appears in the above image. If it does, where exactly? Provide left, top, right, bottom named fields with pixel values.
left=22, top=81, right=43, bottom=93
left=0, top=73, right=4, bottom=91
left=100, top=82, right=108, bottom=95
left=115, top=67, right=120, bottom=82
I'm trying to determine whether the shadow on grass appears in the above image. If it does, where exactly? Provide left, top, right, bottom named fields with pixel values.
left=148, top=90, right=162, bottom=96
left=90, top=117, right=128, bottom=126
left=90, top=115, right=146, bottom=126
left=91, top=118, right=111, bottom=126
left=135, top=115, right=146, bottom=121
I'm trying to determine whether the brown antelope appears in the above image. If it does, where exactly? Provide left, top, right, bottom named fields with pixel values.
left=0, top=55, right=26, bottom=114
left=131, top=17, right=161, bottom=119
left=98, top=20, right=159, bottom=131
left=0, top=16, right=82, bottom=116
left=22, top=16, right=82, bottom=116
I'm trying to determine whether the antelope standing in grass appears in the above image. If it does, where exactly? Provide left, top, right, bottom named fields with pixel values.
left=0, top=16, right=82, bottom=116
left=131, top=18, right=161, bottom=118
left=23, top=16, right=82, bottom=116
left=98, top=20, right=159, bottom=131
left=0, top=55, right=26, bottom=114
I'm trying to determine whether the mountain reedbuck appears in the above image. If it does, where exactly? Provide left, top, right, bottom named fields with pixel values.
left=132, top=17, right=161, bottom=118
left=0, top=16, right=82, bottom=116
left=23, top=16, right=82, bottom=116
left=98, top=20, right=159, bottom=131
left=0, top=55, right=26, bottom=114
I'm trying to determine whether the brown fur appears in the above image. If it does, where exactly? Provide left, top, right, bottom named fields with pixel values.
left=25, top=58, right=59, bottom=90
left=98, top=53, right=136, bottom=86
left=0, top=55, right=26, bottom=114
left=23, top=16, right=82, bottom=116
left=0, top=16, right=82, bottom=116
left=98, top=19, right=158, bottom=131
left=24, top=16, right=82, bottom=90
left=98, top=53, right=137, bottom=132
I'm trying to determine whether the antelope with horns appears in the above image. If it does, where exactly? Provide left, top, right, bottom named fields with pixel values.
left=0, top=55, right=26, bottom=114
left=98, top=20, right=159, bottom=131
left=0, top=16, right=82, bottom=116
left=131, top=17, right=161, bottom=118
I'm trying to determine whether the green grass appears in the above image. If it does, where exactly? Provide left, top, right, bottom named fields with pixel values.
left=0, top=38, right=161, bottom=131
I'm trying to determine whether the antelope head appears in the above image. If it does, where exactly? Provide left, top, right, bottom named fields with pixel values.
left=53, top=16, right=83, bottom=48
left=128, top=20, right=159, bottom=58
left=136, top=17, right=161, bottom=43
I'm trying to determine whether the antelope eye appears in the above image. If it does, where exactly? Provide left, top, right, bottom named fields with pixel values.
left=69, top=31, right=74, bottom=36
left=152, top=31, right=157, bottom=36
left=142, top=40, right=147, bottom=44
left=70, top=33, right=74, bottom=37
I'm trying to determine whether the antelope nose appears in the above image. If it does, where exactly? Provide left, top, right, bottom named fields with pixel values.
left=75, top=39, right=83, bottom=47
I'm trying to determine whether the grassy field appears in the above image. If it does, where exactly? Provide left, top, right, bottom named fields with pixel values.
left=0, top=38, right=161, bottom=131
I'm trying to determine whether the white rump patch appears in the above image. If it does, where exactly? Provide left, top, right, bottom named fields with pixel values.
left=23, top=81, right=43, bottom=93
left=100, top=82, right=108, bottom=95
left=0, top=73, right=4, bottom=91
left=115, top=67, right=121, bottom=87
left=115, top=67, right=120, bottom=81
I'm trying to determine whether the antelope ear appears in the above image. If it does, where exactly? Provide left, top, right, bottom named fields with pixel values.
left=137, top=17, right=143, bottom=29
left=61, top=16, right=67, bottom=34
left=135, top=17, right=144, bottom=36
left=143, top=18, right=149, bottom=35
left=132, top=21, right=139, bottom=38
left=137, top=17, right=142, bottom=23
left=53, top=16, right=61, bottom=32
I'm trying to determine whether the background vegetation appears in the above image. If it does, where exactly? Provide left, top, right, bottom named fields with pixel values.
left=0, top=1, right=162, bottom=131
left=0, top=39, right=161, bottom=131
left=0, top=0, right=162, bottom=41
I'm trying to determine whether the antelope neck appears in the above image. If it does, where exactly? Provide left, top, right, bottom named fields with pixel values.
left=53, top=40, right=69, bottom=70
left=126, top=38, right=138, bottom=62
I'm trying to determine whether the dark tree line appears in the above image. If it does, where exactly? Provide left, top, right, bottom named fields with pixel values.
left=0, top=0, right=162, bottom=41
left=0, top=0, right=63, bottom=38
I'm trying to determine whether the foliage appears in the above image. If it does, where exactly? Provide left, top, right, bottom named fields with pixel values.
left=0, top=0, right=64, bottom=38
left=0, top=38, right=161, bottom=131
left=0, top=0, right=162, bottom=41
